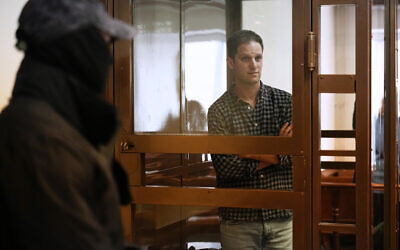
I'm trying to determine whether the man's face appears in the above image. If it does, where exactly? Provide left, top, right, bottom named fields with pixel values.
left=227, top=41, right=263, bottom=86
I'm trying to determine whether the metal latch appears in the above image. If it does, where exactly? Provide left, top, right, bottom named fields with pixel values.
left=121, top=141, right=134, bottom=152
left=307, top=31, right=317, bottom=72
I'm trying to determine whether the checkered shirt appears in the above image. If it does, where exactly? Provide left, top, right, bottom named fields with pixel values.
left=207, top=82, right=293, bottom=222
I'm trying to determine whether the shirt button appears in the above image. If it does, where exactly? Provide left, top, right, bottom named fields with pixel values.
left=247, top=106, right=251, bottom=110
left=254, top=123, right=258, bottom=127
left=260, top=174, right=265, bottom=178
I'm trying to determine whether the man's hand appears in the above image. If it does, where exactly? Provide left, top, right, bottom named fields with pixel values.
left=238, top=123, right=292, bottom=171
left=279, top=122, right=292, bottom=137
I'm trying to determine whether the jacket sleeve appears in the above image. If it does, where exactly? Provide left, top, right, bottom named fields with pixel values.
left=207, top=106, right=258, bottom=179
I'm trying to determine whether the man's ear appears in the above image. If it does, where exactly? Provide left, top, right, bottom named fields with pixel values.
left=227, top=57, right=234, bottom=70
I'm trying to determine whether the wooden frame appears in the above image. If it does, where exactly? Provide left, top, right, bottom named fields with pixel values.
left=384, top=0, right=398, bottom=248
left=312, top=0, right=371, bottom=249
left=112, top=0, right=311, bottom=248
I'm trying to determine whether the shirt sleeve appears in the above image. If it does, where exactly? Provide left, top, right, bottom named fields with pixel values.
left=208, top=105, right=258, bottom=179
left=277, top=91, right=293, bottom=168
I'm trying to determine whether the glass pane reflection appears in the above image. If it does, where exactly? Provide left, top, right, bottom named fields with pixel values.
left=133, top=0, right=226, bottom=133
left=133, top=204, right=220, bottom=249
left=132, top=204, right=293, bottom=249
left=133, top=0, right=181, bottom=133
left=144, top=153, right=292, bottom=190
left=183, top=0, right=226, bottom=133
left=144, top=153, right=216, bottom=187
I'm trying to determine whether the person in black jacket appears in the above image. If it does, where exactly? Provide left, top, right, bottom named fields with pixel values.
left=0, top=0, right=136, bottom=249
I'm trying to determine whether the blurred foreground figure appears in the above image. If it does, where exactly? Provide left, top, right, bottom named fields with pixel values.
left=0, top=0, right=135, bottom=249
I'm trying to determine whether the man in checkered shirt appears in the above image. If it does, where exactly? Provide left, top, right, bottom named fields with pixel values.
left=208, top=30, right=293, bottom=250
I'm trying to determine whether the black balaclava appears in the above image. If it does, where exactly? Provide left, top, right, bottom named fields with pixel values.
left=13, top=25, right=131, bottom=205
left=13, top=25, right=117, bottom=147
left=19, top=25, right=112, bottom=94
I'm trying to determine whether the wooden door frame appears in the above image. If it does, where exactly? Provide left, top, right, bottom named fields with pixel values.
left=311, top=0, right=371, bottom=249
left=110, top=0, right=312, bottom=249
left=384, top=0, right=398, bottom=249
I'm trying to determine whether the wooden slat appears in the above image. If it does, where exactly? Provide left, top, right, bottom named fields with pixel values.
left=293, top=156, right=306, bottom=192
left=321, top=182, right=355, bottom=188
left=318, top=222, right=357, bottom=234
left=319, top=150, right=357, bottom=156
left=321, top=130, right=356, bottom=138
left=321, top=161, right=355, bottom=169
left=123, top=134, right=302, bottom=155
left=130, top=186, right=303, bottom=209
left=318, top=75, right=356, bottom=93
left=319, top=0, right=358, bottom=5
left=355, top=0, right=372, bottom=248
left=384, top=0, right=398, bottom=249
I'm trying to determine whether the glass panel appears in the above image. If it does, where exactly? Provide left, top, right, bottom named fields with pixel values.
left=320, top=5, right=356, bottom=74
left=321, top=156, right=356, bottom=163
left=210, top=153, right=292, bottom=191
left=133, top=204, right=221, bottom=249
left=144, top=153, right=216, bottom=187
left=320, top=93, right=355, bottom=131
left=371, top=2, right=385, bottom=249
left=320, top=93, right=355, bottom=162
left=321, top=138, right=355, bottom=151
left=183, top=0, right=226, bottom=133
left=144, top=152, right=292, bottom=190
left=242, top=0, right=292, bottom=94
left=133, top=0, right=181, bottom=133
left=132, top=204, right=293, bottom=249
left=133, top=0, right=226, bottom=134
left=0, top=0, right=27, bottom=112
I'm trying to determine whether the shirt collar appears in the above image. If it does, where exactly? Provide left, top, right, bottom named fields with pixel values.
left=228, top=80, right=268, bottom=103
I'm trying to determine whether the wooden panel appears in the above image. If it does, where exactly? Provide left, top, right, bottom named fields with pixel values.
left=318, top=75, right=355, bottom=93
left=123, top=134, right=302, bottom=155
left=293, top=156, right=306, bottom=192
left=130, top=186, right=303, bottom=209
left=319, top=150, right=357, bottom=156
left=319, top=0, right=358, bottom=5
left=321, top=130, right=356, bottom=138
left=384, top=0, right=398, bottom=248
left=321, top=161, right=355, bottom=169
left=355, top=1, right=371, bottom=249
left=318, top=223, right=356, bottom=234
left=320, top=185, right=355, bottom=223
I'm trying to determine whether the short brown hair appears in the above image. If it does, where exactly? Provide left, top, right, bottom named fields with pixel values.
left=227, top=30, right=263, bottom=58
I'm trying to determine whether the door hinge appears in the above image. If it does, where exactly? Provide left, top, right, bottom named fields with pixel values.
left=307, top=31, right=317, bottom=72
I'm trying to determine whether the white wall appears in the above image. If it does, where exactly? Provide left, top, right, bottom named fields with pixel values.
left=242, top=0, right=292, bottom=94
left=0, top=1, right=27, bottom=112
